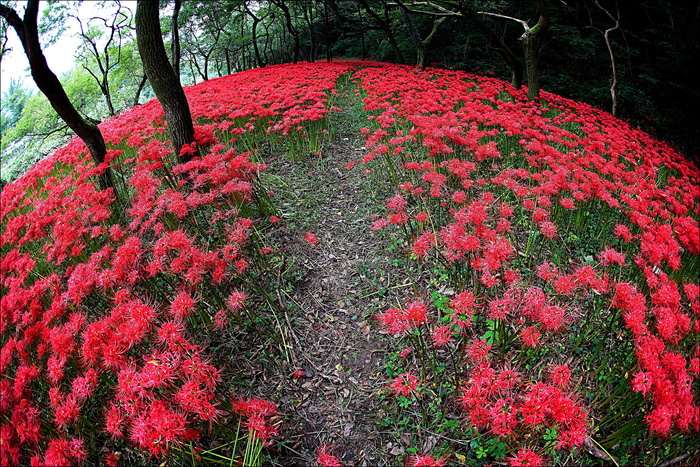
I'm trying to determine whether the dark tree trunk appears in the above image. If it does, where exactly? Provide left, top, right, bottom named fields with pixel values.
left=132, top=75, right=148, bottom=107
left=245, top=1, right=265, bottom=68
left=263, top=19, right=273, bottom=64
left=322, top=0, right=332, bottom=62
left=239, top=15, right=249, bottom=70
left=0, top=0, right=113, bottom=190
left=458, top=3, right=524, bottom=89
left=171, top=0, right=182, bottom=80
left=590, top=0, right=620, bottom=116
left=357, top=4, right=366, bottom=60
left=135, top=0, right=197, bottom=164
left=302, top=0, right=316, bottom=62
left=521, top=0, right=550, bottom=99
left=273, top=0, right=301, bottom=63
left=397, top=0, right=444, bottom=69
left=357, top=0, right=405, bottom=63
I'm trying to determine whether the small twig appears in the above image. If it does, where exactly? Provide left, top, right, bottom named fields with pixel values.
left=658, top=454, right=689, bottom=467
left=275, top=260, right=301, bottom=369
left=584, top=436, right=620, bottom=466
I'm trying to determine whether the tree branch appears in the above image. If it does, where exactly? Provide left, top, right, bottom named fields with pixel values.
left=478, top=10, right=530, bottom=31
left=388, top=1, right=461, bottom=17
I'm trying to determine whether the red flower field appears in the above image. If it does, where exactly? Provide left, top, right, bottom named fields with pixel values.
left=1, top=61, right=698, bottom=466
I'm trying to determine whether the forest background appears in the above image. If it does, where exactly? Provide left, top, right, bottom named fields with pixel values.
left=1, top=0, right=698, bottom=185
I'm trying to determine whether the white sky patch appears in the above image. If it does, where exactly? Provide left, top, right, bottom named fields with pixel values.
left=1, top=0, right=137, bottom=94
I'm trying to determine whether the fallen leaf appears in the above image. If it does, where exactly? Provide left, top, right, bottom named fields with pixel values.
left=390, top=445, right=404, bottom=456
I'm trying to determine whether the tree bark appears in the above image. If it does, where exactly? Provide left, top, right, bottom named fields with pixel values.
left=135, top=0, right=197, bottom=164
left=322, top=0, right=332, bottom=62
left=397, top=0, right=444, bottom=69
left=244, top=0, right=265, bottom=68
left=357, top=4, right=366, bottom=60
left=521, top=0, right=550, bottom=99
left=171, top=0, right=182, bottom=80
left=0, top=0, right=113, bottom=190
left=357, top=0, right=405, bottom=63
left=591, top=0, right=620, bottom=116
left=476, top=2, right=550, bottom=98
left=273, top=0, right=301, bottom=63
left=132, top=74, right=148, bottom=107
left=457, top=3, right=524, bottom=89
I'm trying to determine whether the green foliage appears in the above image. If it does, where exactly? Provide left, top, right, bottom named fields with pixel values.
left=0, top=78, right=29, bottom=137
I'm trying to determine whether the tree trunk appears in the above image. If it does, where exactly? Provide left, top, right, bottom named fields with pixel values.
left=522, top=0, right=550, bottom=99
left=135, top=0, right=197, bottom=164
left=357, top=4, right=366, bottom=60
left=132, top=75, right=148, bottom=107
left=273, top=0, right=301, bottom=63
left=323, top=0, right=332, bottom=62
left=522, top=33, right=540, bottom=99
left=171, top=0, right=182, bottom=80
left=591, top=0, right=620, bottom=116
left=459, top=4, right=524, bottom=89
left=357, top=0, right=405, bottom=63
left=263, top=19, right=273, bottom=64
left=398, top=1, right=423, bottom=67
left=397, top=1, right=444, bottom=69
left=0, top=1, right=113, bottom=190
left=245, top=1, right=265, bottom=68
left=302, top=0, right=316, bottom=62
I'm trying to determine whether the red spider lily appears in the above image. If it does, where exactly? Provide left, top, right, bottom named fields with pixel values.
left=431, top=326, right=455, bottom=348
left=233, top=397, right=279, bottom=443
left=304, top=232, right=319, bottom=245
left=377, top=301, right=429, bottom=336
left=404, top=452, right=451, bottom=466
left=548, top=364, right=572, bottom=388
left=412, top=232, right=435, bottom=258
left=506, top=448, right=545, bottom=466
left=389, top=373, right=420, bottom=397
left=316, top=443, right=343, bottom=466
left=520, top=327, right=541, bottom=347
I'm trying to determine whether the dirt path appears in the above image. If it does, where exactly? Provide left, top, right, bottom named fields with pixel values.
left=257, top=81, right=412, bottom=466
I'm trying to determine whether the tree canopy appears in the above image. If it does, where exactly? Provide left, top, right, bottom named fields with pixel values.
left=2, top=0, right=698, bottom=183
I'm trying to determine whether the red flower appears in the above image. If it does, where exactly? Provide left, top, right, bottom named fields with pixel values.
left=404, top=452, right=450, bottom=466
left=521, top=327, right=540, bottom=347
left=389, top=373, right=419, bottom=397
left=467, top=339, right=492, bottom=363
left=377, top=301, right=428, bottom=336
left=431, top=326, right=455, bottom=347
left=539, top=221, right=558, bottom=239
left=548, top=364, right=572, bottom=388
left=316, top=443, right=342, bottom=466
left=304, top=232, right=319, bottom=245
left=507, top=448, right=545, bottom=466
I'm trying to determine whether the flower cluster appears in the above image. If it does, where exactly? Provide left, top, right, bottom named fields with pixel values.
left=0, top=61, right=357, bottom=464
left=233, top=398, right=279, bottom=444
left=458, top=360, right=588, bottom=454
left=354, top=62, right=698, bottom=461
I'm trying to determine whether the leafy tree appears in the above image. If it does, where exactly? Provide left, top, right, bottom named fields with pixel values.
left=0, top=0, right=113, bottom=189
left=71, top=0, right=134, bottom=116
left=0, top=78, right=29, bottom=137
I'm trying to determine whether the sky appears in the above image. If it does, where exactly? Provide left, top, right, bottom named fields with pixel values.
left=1, top=1, right=137, bottom=95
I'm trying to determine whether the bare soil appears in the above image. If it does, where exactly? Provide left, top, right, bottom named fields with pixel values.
left=232, top=88, right=416, bottom=466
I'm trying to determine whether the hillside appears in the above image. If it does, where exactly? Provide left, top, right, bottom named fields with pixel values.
left=1, top=61, right=699, bottom=466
